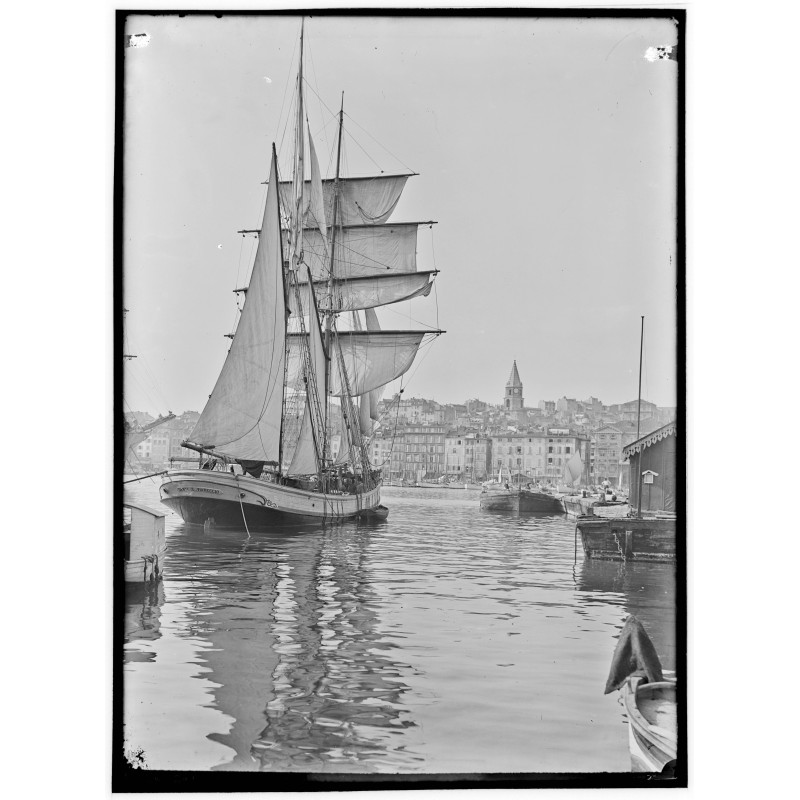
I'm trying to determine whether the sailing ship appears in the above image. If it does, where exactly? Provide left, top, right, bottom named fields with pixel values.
left=160, top=25, right=443, bottom=528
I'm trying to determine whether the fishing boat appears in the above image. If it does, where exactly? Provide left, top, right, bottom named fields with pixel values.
left=605, top=615, right=677, bottom=773
left=123, top=500, right=167, bottom=583
left=159, top=24, right=442, bottom=529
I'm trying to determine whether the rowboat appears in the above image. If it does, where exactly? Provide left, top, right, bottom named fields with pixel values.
left=606, top=615, right=677, bottom=773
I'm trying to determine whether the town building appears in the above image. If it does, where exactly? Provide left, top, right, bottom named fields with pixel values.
left=488, top=428, right=588, bottom=483
left=388, top=424, right=448, bottom=481
left=445, top=431, right=492, bottom=481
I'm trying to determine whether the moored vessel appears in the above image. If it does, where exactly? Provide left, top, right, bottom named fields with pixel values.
left=159, top=22, right=443, bottom=529
left=123, top=500, right=167, bottom=583
left=605, top=615, right=677, bottom=773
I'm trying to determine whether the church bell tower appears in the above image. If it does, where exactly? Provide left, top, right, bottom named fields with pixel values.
left=504, top=361, right=524, bottom=411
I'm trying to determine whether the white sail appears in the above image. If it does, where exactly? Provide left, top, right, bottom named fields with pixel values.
left=282, top=223, right=421, bottom=280
left=189, top=149, right=286, bottom=462
left=278, top=174, right=411, bottom=227
left=306, top=129, right=328, bottom=240
left=289, top=271, right=434, bottom=315
left=287, top=331, right=426, bottom=397
left=287, top=295, right=328, bottom=476
left=364, top=307, right=383, bottom=421
left=563, top=452, right=584, bottom=485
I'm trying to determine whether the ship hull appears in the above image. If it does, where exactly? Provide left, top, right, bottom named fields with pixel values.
left=576, top=515, right=676, bottom=562
left=160, top=470, right=383, bottom=529
left=480, top=488, right=563, bottom=513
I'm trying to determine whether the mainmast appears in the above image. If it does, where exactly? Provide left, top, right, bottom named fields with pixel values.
left=325, top=98, right=344, bottom=406
left=324, top=95, right=345, bottom=448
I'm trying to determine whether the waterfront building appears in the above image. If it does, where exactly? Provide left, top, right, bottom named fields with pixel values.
left=445, top=432, right=491, bottom=481
left=590, top=422, right=638, bottom=484
left=389, top=424, right=448, bottom=481
left=488, top=428, right=587, bottom=483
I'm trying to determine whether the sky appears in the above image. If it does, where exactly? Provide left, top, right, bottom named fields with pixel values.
left=123, top=12, right=679, bottom=417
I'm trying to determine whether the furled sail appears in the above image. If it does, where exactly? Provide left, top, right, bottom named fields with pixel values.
left=282, top=223, right=422, bottom=280
left=278, top=174, right=412, bottom=227
left=286, top=330, right=427, bottom=396
left=189, top=148, right=286, bottom=462
left=288, top=271, right=434, bottom=315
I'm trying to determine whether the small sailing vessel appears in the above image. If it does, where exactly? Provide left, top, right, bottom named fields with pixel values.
left=160, top=25, right=442, bottom=529
left=606, top=616, right=677, bottom=773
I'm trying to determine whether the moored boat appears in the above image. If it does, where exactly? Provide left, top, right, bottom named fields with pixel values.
left=158, top=22, right=442, bottom=530
left=123, top=501, right=167, bottom=583
left=605, top=615, right=677, bottom=773
left=576, top=513, right=676, bottom=561
left=480, top=485, right=564, bottom=513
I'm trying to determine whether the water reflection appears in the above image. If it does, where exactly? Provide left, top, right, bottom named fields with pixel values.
left=576, top=558, right=676, bottom=671
left=250, top=523, right=420, bottom=773
left=121, top=481, right=678, bottom=773
left=124, top=582, right=164, bottom=664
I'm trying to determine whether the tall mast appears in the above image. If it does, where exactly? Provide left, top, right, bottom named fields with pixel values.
left=636, top=315, right=644, bottom=517
left=636, top=315, right=644, bottom=442
left=324, top=94, right=345, bottom=448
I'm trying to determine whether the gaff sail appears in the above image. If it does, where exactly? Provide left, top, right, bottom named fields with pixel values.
left=188, top=147, right=286, bottom=462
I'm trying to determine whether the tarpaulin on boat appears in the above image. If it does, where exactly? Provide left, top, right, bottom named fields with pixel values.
left=605, top=615, right=664, bottom=694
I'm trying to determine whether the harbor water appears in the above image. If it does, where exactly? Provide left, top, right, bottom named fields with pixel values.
left=122, top=480, right=676, bottom=774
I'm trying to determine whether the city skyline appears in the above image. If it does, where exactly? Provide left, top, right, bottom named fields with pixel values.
left=123, top=13, right=679, bottom=419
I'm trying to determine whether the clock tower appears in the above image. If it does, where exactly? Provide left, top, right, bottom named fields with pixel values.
left=504, top=361, right=524, bottom=411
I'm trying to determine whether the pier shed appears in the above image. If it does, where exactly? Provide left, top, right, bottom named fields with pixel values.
left=623, top=422, right=677, bottom=513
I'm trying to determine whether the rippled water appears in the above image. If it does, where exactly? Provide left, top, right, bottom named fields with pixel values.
left=122, top=480, right=676, bottom=773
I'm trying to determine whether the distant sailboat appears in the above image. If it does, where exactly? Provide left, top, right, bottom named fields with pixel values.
left=160, top=23, right=443, bottom=528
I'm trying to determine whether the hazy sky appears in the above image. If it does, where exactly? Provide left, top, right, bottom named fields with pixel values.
left=123, top=12, right=678, bottom=416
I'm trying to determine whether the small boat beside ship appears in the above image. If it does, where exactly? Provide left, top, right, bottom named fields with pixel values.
left=606, top=615, right=677, bottom=773
left=123, top=500, right=167, bottom=583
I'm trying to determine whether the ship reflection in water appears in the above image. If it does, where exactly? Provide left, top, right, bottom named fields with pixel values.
left=122, top=481, right=678, bottom=774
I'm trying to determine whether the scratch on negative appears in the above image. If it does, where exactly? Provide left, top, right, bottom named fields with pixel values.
left=605, top=32, right=633, bottom=61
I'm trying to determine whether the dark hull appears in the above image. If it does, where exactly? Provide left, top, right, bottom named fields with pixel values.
left=160, top=495, right=319, bottom=528
left=480, top=489, right=563, bottom=513
left=159, top=470, right=384, bottom=530
left=576, top=516, right=676, bottom=562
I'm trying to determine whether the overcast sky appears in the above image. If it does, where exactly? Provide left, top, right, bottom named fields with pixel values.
left=123, top=12, right=678, bottom=417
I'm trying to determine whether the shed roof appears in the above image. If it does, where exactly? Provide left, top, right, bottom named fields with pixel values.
left=622, top=420, right=677, bottom=457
